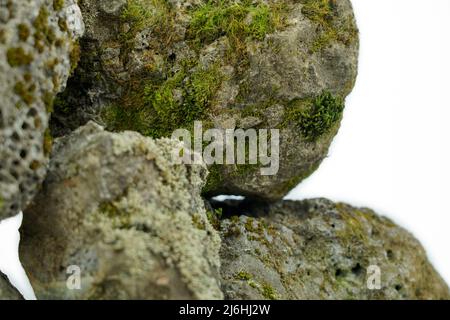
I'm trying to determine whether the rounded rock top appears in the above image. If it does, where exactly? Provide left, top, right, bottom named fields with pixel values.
left=52, top=0, right=359, bottom=201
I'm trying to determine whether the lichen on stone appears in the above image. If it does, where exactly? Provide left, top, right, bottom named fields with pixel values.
left=216, top=198, right=450, bottom=300
left=20, top=122, right=223, bottom=300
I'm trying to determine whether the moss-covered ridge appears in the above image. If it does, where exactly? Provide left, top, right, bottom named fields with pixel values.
left=52, top=0, right=359, bottom=200
left=302, top=0, right=358, bottom=52
left=97, top=0, right=289, bottom=139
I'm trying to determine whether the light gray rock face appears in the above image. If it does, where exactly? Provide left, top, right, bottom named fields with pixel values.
left=20, top=121, right=222, bottom=300
left=216, top=199, right=450, bottom=300
left=51, top=0, right=359, bottom=201
left=0, top=272, right=23, bottom=300
left=0, top=0, right=84, bottom=220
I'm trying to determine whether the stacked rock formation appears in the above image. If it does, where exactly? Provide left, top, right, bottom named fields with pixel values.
left=0, top=0, right=84, bottom=220
left=51, top=0, right=359, bottom=200
left=18, top=122, right=450, bottom=299
left=0, top=0, right=448, bottom=300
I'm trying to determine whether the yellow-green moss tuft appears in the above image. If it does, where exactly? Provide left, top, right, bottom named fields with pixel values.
left=188, top=0, right=286, bottom=47
left=7, top=47, right=34, bottom=67
left=261, top=282, right=278, bottom=300
left=53, top=0, right=65, bottom=11
left=43, top=128, right=53, bottom=156
left=33, top=7, right=56, bottom=53
left=18, top=23, right=30, bottom=41
left=69, top=41, right=81, bottom=74
left=235, top=271, right=253, bottom=281
left=29, top=160, right=42, bottom=171
left=42, top=91, right=54, bottom=113
left=192, top=214, right=206, bottom=230
left=207, top=207, right=222, bottom=230
left=58, top=18, right=68, bottom=33
left=302, top=0, right=357, bottom=52
left=14, top=81, right=35, bottom=105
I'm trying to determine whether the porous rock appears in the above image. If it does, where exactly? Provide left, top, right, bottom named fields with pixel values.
left=0, top=0, right=84, bottom=220
left=51, top=0, right=359, bottom=200
left=20, top=121, right=222, bottom=300
left=215, top=198, right=450, bottom=300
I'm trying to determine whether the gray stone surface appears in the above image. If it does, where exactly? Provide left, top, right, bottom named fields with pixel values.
left=51, top=0, right=359, bottom=201
left=216, top=198, right=450, bottom=300
left=0, top=0, right=84, bottom=220
left=20, top=121, right=222, bottom=300
left=0, top=272, right=22, bottom=300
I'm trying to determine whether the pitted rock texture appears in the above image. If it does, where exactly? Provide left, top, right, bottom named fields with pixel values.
left=0, top=272, right=23, bottom=300
left=215, top=198, right=450, bottom=300
left=0, top=0, right=84, bottom=220
left=20, top=121, right=223, bottom=300
left=51, top=0, right=359, bottom=201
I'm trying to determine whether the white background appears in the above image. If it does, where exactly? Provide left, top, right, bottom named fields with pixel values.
left=0, top=0, right=449, bottom=299
left=287, top=0, right=450, bottom=289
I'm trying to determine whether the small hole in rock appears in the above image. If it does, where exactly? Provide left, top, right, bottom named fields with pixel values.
left=11, top=132, right=20, bottom=141
left=387, top=249, right=394, bottom=260
left=27, top=108, right=38, bottom=117
left=351, top=263, right=363, bottom=276
left=168, top=53, right=176, bottom=61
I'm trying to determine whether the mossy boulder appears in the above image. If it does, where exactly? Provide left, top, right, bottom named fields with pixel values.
left=0, top=272, right=22, bottom=300
left=20, top=121, right=222, bottom=299
left=52, top=0, right=358, bottom=200
left=0, top=0, right=84, bottom=220
left=214, top=198, right=450, bottom=300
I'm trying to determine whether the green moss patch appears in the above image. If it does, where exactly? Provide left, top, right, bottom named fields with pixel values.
left=18, top=24, right=30, bottom=41
left=285, top=92, right=344, bottom=141
left=43, top=128, right=53, bottom=156
left=207, top=207, right=223, bottom=230
left=53, top=0, right=65, bottom=11
left=235, top=270, right=253, bottom=281
left=7, top=47, right=33, bottom=67
left=301, top=0, right=357, bottom=52
left=120, top=0, right=175, bottom=54
left=14, top=81, right=35, bottom=105
left=33, top=7, right=56, bottom=53
left=104, top=60, right=223, bottom=138
left=187, top=0, right=280, bottom=46
left=261, top=282, right=278, bottom=300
